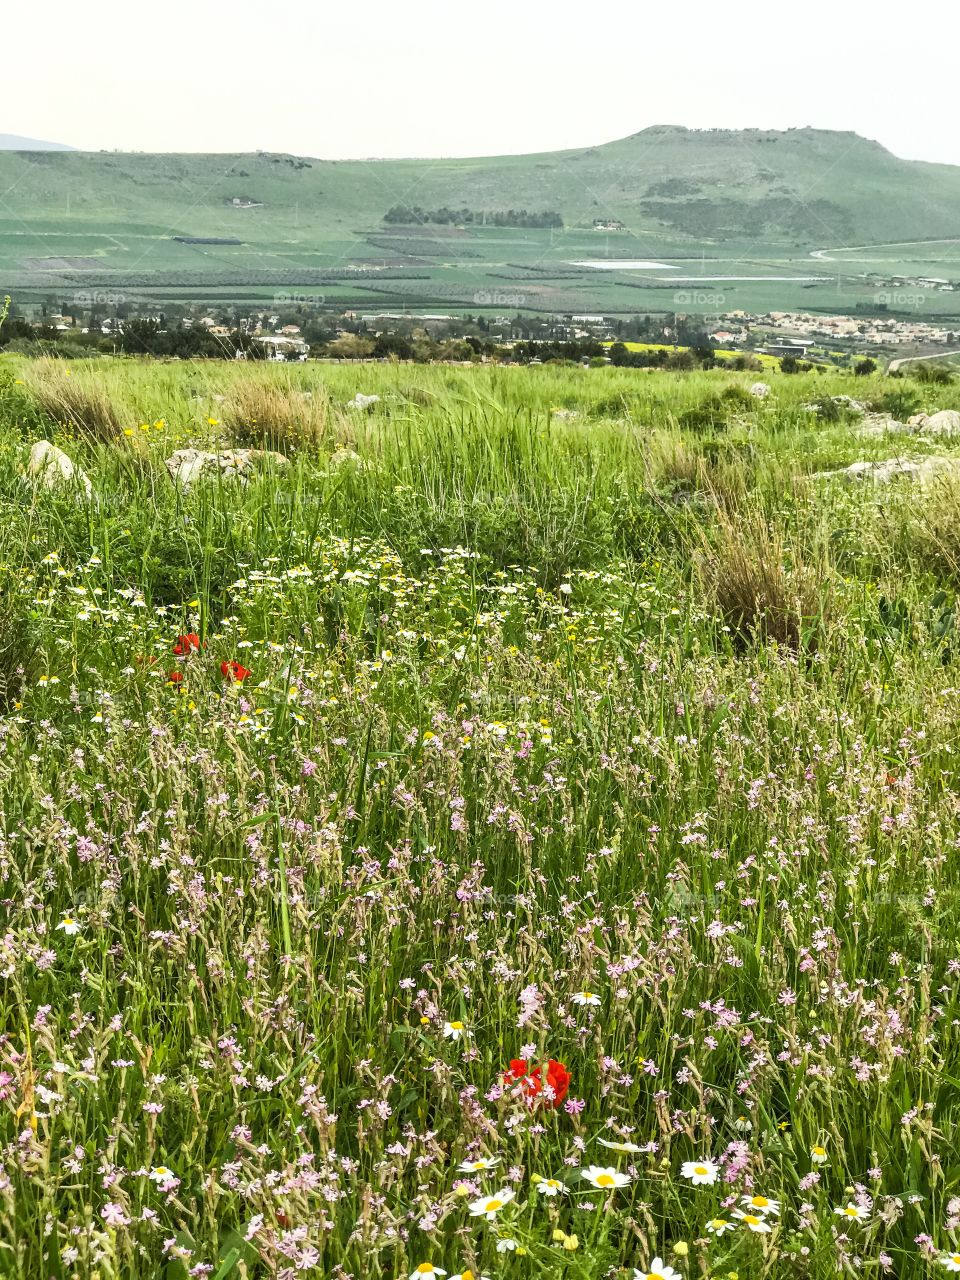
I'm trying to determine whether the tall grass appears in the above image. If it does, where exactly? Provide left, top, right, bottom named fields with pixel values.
left=0, top=353, right=958, bottom=1277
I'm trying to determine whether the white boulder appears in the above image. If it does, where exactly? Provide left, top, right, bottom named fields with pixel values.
left=165, top=448, right=289, bottom=490
left=819, top=455, right=959, bottom=484
left=26, top=441, right=92, bottom=500
left=346, top=393, right=379, bottom=411
left=921, top=409, right=960, bottom=437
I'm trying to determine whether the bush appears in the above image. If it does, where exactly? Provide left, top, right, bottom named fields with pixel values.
left=910, top=361, right=954, bottom=385
left=869, top=388, right=923, bottom=420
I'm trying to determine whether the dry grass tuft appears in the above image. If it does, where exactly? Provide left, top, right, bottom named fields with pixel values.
left=222, top=378, right=334, bottom=453
left=28, top=362, right=123, bottom=443
left=696, top=508, right=831, bottom=649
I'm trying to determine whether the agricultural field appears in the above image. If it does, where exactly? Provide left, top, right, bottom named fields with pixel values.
left=5, top=130, right=960, bottom=317
left=5, top=353, right=960, bottom=1278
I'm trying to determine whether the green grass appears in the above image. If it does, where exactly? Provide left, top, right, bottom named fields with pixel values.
left=3, top=354, right=960, bottom=1277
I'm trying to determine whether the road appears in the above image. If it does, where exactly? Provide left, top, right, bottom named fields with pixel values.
left=887, top=350, right=960, bottom=372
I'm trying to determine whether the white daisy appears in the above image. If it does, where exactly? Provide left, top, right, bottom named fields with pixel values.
left=451, top=1272, right=491, bottom=1280
left=582, top=1165, right=631, bottom=1190
left=409, top=1266, right=447, bottom=1280
left=598, top=1138, right=643, bottom=1153
left=532, top=1175, right=566, bottom=1196
left=834, top=1203, right=869, bottom=1223
left=443, top=1021, right=467, bottom=1041
left=732, top=1210, right=771, bottom=1234
left=740, top=1193, right=780, bottom=1217
left=468, top=1188, right=515, bottom=1220
left=495, top=1238, right=519, bottom=1254
left=940, top=1255, right=960, bottom=1272
left=56, top=916, right=81, bottom=936
left=680, top=1159, right=719, bottom=1186
left=458, top=1156, right=500, bottom=1173
left=149, top=1165, right=175, bottom=1183
left=706, top=1218, right=735, bottom=1236
left=571, top=991, right=601, bottom=1006
left=633, top=1258, right=681, bottom=1280
left=811, top=1144, right=828, bottom=1164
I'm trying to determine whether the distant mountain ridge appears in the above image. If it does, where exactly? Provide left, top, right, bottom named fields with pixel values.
left=2, top=126, right=960, bottom=317
left=0, top=134, right=73, bottom=151
left=0, top=125, right=957, bottom=247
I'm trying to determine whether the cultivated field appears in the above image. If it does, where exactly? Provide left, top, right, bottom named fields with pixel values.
left=5, top=130, right=960, bottom=317
left=4, top=355, right=960, bottom=1278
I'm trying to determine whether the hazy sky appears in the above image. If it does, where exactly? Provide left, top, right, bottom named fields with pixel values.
left=7, top=1, right=959, bottom=165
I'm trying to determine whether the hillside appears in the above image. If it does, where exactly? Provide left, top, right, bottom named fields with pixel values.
left=3, top=126, right=960, bottom=315
left=0, top=134, right=72, bottom=151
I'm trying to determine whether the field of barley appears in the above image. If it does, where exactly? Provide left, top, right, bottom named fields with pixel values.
left=4, top=354, right=960, bottom=1279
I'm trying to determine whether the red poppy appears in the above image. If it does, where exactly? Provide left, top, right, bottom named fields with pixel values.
left=221, top=660, right=251, bottom=683
left=172, top=633, right=203, bottom=657
left=502, top=1057, right=570, bottom=1109
left=167, top=670, right=184, bottom=685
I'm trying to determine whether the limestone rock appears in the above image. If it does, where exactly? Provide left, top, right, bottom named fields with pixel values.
left=346, top=393, right=380, bottom=411
left=921, top=409, right=960, bottom=436
left=165, top=448, right=289, bottom=490
left=26, top=441, right=92, bottom=500
left=818, top=455, right=960, bottom=483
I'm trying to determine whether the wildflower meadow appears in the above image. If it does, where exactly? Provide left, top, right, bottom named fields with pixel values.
left=3, top=353, right=960, bottom=1279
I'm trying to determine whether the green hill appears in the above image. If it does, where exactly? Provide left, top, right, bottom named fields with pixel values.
left=3, top=127, right=960, bottom=315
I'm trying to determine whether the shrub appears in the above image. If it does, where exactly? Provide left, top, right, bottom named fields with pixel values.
left=869, top=388, right=923, bottom=420
left=909, top=361, right=954, bottom=385
left=679, top=390, right=751, bottom=432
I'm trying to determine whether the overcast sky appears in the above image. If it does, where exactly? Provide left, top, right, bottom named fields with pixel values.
left=7, top=1, right=959, bottom=165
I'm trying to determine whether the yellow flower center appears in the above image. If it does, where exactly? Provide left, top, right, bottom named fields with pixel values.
left=751, top=1196, right=769, bottom=1208
left=485, top=1198, right=502, bottom=1211
left=596, top=1174, right=614, bottom=1187
left=416, top=1267, right=434, bottom=1275
left=694, top=1165, right=708, bottom=1175
left=844, top=1207, right=858, bottom=1217
left=450, top=1021, right=464, bottom=1030
left=744, top=1215, right=761, bottom=1225
left=462, top=1272, right=474, bottom=1280
left=813, top=1146, right=826, bottom=1156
